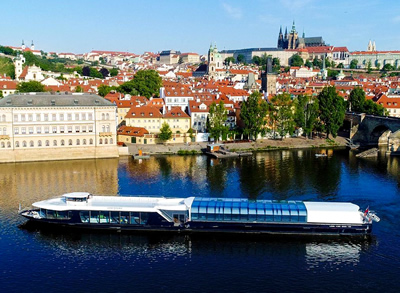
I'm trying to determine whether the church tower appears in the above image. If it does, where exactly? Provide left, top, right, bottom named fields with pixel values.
left=31, top=40, right=35, bottom=50
left=287, top=21, right=298, bottom=50
left=21, top=40, right=26, bottom=50
left=261, top=58, right=277, bottom=96
left=367, top=40, right=372, bottom=51
left=277, top=26, right=284, bottom=49
left=207, top=43, right=223, bottom=80
left=14, top=53, right=25, bottom=81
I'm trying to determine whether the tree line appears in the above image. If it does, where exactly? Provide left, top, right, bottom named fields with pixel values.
left=207, top=87, right=386, bottom=142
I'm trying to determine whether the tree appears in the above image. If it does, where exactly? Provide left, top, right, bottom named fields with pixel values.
left=109, top=68, right=119, bottom=77
left=240, top=92, right=269, bottom=141
left=337, top=63, right=344, bottom=69
left=252, top=56, right=261, bottom=65
left=290, top=54, right=304, bottom=67
left=119, top=70, right=162, bottom=99
left=158, top=122, right=172, bottom=142
left=178, top=56, right=183, bottom=64
left=270, top=93, right=295, bottom=139
left=89, top=67, right=103, bottom=78
left=348, top=87, right=365, bottom=112
left=225, top=57, right=235, bottom=66
left=294, top=95, right=319, bottom=138
left=317, top=86, right=345, bottom=138
left=313, top=58, right=322, bottom=68
left=82, top=66, right=90, bottom=76
left=305, top=60, right=313, bottom=68
left=75, top=85, right=83, bottom=93
left=17, top=81, right=46, bottom=92
left=376, top=61, right=381, bottom=70
left=349, top=60, right=358, bottom=69
left=99, top=67, right=109, bottom=78
left=207, top=101, right=229, bottom=142
left=363, top=99, right=387, bottom=116
left=272, top=57, right=280, bottom=73
left=236, top=54, right=245, bottom=64
left=98, top=84, right=115, bottom=97
left=382, top=63, right=394, bottom=72
left=0, top=91, right=3, bottom=98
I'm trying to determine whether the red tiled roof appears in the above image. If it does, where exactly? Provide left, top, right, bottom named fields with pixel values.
left=125, top=106, right=162, bottom=118
left=163, top=107, right=190, bottom=118
left=117, top=125, right=149, bottom=136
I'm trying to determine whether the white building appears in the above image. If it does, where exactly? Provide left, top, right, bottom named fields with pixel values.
left=0, top=93, right=118, bottom=163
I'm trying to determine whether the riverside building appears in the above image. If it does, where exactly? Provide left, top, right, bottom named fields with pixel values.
left=0, top=92, right=118, bottom=163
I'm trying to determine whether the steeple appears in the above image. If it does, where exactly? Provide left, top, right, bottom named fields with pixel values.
left=372, top=41, right=376, bottom=52
left=291, top=20, right=296, bottom=33
left=284, top=27, right=288, bottom=38
left=302, top=29, right=305, bottom=38
left=21, top=40, right=26, bottom=50
left=367, top=40, right=372, bottom=51
left=31, top=40, right=35, bottom=50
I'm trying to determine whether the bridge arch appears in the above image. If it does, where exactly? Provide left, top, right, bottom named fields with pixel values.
left=370, top=125, right=392, bottom=145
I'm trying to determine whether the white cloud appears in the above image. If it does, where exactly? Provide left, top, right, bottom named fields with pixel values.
left=221, top=2, right=242, bottom=19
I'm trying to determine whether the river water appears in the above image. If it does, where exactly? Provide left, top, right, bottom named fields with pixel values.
left=0, top=149, right=399, bottom=292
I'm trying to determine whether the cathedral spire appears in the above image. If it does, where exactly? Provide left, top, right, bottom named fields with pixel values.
left=284, top=27, right=288, bottom=38
left=291, top=20, right=296, bottom=33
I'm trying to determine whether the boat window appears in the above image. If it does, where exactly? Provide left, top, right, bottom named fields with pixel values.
left=281, top=204, right=290, bottom=222
left=265, top=204, right=274, bottom=222
left=39, top=209, right=46, bottom=218
left=207, top=201, right=216, bottom=214
left=99, top=211, right=110, bottom=223
left=57, top=211, right=69, bottom=219
left=223, top=201, right=232, bottom=221
left=289, top=204, right=299, bottom=222
left=140, top=212, right=149, bottom=224
left=130, top=212, right=140, bottom=224
left=273, top=204, right=282, bottom=222
left=46, top=210, right=56, bottom=219
left=199, top=201, right=208, bottom=214
left=232, top=202, right=240, bottom=221
left=240, top=201, right=248, bottom=221
left=80, top=211, right=89, bottom=223
left=90, top=211, right=100, bottom=223
left=248, top=203, right=257, bottom=221
left=120, top=212, right=129, bottom=224
left=110, top=211, right=119, bottom=224
left=215, top=201, right=224, bottom=221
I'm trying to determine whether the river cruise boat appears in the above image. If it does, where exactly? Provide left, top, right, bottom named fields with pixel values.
left=19, top=192, right=380, bottom=236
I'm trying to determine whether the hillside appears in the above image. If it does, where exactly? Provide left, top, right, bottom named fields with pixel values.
left=0, top=57, right=15, bottom=79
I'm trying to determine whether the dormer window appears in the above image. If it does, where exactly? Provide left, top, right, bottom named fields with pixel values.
left=150, top=113, right=153, bottom=116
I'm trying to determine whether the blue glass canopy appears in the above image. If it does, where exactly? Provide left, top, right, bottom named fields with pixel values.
left=190, top=198, right=307, bottom=223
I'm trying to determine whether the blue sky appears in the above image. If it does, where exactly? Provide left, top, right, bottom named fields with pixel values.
left=2, top=0, right=400, bottom=55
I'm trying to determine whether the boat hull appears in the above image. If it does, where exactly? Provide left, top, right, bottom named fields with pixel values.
left=21, top=213, right=372, bottom=236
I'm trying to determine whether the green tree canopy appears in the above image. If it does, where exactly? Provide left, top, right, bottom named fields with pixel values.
left=305, top=60, right=313, bottom=68
left=313, top=58, right=322, bottom=68
left=118, top=70, right=162, bottom=99
left=237, top=54, right=245, bottom=64
left=348, top=87, right=365, bottom=112
left=98, top=84, right=117, bottom=97
left=317, top=86, right=345, bottom=138
left=294, top=95, right=319, bottom=138
left=290, top=54, right=304, bottom=67
left=240, top=92, right=269, bottom=141
left=225, top=57, right=235, bottom=66
left=17, top=81, right=46, bottom=92
left=207, top=101, right=229, bottom=142
left=109, top=68, right=119, bottom=77
left=270, top=93, right=295, bottom=138
left=158, top=122, right=172, bottom=142
left=363, top=99, right=387, bottom=116
left=349, top=59, right=358, bottom=69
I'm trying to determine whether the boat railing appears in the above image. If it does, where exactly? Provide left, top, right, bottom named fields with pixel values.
left=158, top=210, right=174, bottom=222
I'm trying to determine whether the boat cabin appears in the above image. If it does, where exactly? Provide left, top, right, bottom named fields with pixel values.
left=63, top=192, right=92, bottom=205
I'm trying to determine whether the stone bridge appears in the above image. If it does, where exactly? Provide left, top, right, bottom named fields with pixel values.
left=345, top=112, right=400, bottom=154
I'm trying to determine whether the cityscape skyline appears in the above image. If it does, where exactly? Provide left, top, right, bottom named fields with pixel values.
left=2, top=0, right=400, bottom=54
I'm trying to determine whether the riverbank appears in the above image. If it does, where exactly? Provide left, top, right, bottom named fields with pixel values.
left=126, top=136, right=348, bottom=156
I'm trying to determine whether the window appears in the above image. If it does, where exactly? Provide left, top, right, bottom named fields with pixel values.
left=110, top=138, right=113, bottom=144
left=60, top=126, right=64, bottom=133
left=61, top=140, right=65, bottom=146
left=53, top=140, right=57, bottom=146
left=15, top=141, right=19, bottom=148
left=105, top=138, right=108, bottom=144
left=69, top=139, right=72, bottom=146
left=89, top=139, right=93, bottom=145
left=99, top=139, right=103, bottom=144
left=28, top=114, right=33, bottom=121
left=21, top=127, right=26, bottom=134
left=7, top=142, right=10, bottom=148
left=52, top=114, right=56, bottom=121
left=36, top=127, right=41, bottom=134
left=60, top=114, right=64, bottom=121
left=75, top=113, right=79, bottom=120
left=52, top=126, right=57, bottom=133
left=29, top=127, right=33, bottom=134
left=22, top=141, right=27, bottom=147
left=44, top=114, right=48, bottom=121
left=14, top=114, right=18, bottom=122
left=82, top=126, right=87, bottom=132
left=30, top=141, right=34, bottom=147
left=88, top=113, right=93, bottom=120
left=102, top=113, right=105, bottom=120
left=68, top=126, right=72, bottom=133
left=1, top=114, right=6, bottom=122
left=44, top=127, right=49, bottom=134
left=36, top=114, right=41, bottom=121
left=102, top=125, right=105, bottom=132
left=14, top=128, right=19, bottom=134
left=68, top=114, right=72, bottom=121
left=106, top=125, right=110, bottom=132
left=75, top=126, right=80, bottom=133
left=21, top=115, right=26, bottom=122
left=106, top=113, right=110, bottom=120
left=76, top=139, right=80, bottom=145
left=82, top=113, right=86, bottom=120
left=45, top=140, right=49, bottom=146
left=89, top=126, right=93, bottom=132
left=38, top=140, right=42, bottom=147
left=83, top=139, right=87, bottom=145
left=1, top=142, right=4, bottom=148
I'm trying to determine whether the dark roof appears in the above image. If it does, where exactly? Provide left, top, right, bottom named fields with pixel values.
left=0, top=93, right=115, bottom=107
left=300, top=37, right=325, bottom=45
left=220, top=48, right=283, bottom=54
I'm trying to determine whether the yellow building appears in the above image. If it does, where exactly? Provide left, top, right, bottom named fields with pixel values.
left=0, top=92, right=118, bottom=163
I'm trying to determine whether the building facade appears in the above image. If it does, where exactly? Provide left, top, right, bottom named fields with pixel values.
left=0, top=93, right=118, bottom=163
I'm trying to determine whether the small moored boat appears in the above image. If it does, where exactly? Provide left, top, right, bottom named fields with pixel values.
left=19, top=192, right=379, bottom=236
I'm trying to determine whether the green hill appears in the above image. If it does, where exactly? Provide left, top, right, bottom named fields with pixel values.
left=0, top=57, right=15, bottom=79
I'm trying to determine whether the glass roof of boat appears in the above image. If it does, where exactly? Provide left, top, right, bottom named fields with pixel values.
left=62, top=192, right=91, bottom=198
